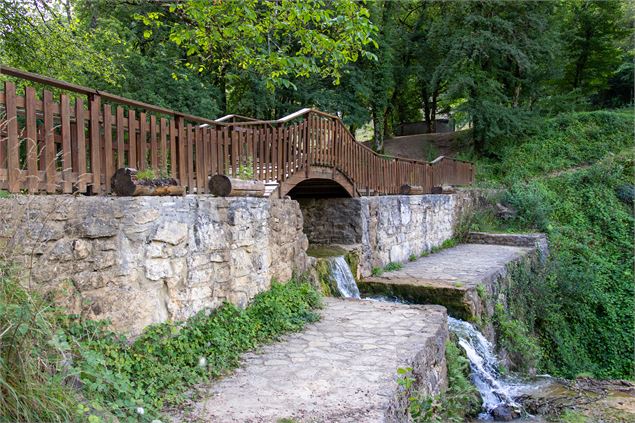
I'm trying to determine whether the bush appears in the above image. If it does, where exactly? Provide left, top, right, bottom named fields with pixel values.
left=0, top=269, right=322, bottom=421
left=0, top=263, right=79, bottom=422
left=403, top=340, right=481, bottom=422
left=475, top=110, right=634, bottom=379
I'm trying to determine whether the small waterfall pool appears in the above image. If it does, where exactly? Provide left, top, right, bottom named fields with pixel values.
left=323, top=254, right=532, bottom=421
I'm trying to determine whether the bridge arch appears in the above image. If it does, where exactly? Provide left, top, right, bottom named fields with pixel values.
left=277, top=166, right=359, bottom=199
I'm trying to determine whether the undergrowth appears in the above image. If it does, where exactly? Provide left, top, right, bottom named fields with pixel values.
left=400, top=340, right=480, bottom=422
left=472, top=109, right=634, bottom=379
left=0, top=268, right=321, bottom=421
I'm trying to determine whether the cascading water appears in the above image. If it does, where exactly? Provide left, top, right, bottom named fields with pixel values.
left=321, top=254, right=527, bottom=420
left=327, top=256, right=360, bottom=299
left=448, top=317, right=522, bottom=420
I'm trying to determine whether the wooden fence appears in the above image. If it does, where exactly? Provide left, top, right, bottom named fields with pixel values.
left=0, top=65, right=474, bottom=196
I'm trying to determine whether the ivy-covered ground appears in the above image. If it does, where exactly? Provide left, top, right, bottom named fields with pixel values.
left=470, top=110, right=634, bottom=380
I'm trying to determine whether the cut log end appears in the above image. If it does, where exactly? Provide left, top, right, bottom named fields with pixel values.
left=111, top=168, right=137, bottom=196
left=400, top=184, right=424, bottom=195
left=209, top=175, right=265, bottom=197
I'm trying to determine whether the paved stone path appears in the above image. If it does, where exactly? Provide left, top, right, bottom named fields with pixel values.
left=365, top=243, right=533, bottom=290
left=359, top=242, right=536, bottom=327
left=179, top=298, right=448, bottom=423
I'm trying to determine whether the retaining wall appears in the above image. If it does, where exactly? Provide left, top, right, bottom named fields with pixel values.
left=0, top=196, right=309, bottom=335
left=300, top=191, right=483, bottom=277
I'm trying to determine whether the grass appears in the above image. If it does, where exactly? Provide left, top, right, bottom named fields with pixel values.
left=0, top=264, right=322, bottom=421
left=472, top=109, right=634, bottom=379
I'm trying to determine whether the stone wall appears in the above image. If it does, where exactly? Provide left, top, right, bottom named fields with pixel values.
left=0, top=196, right=309, bottom=335
left=300, top=190, right=481, bottom=277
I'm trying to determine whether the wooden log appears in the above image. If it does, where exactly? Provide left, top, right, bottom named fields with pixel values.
left=111, top=167, right=185, bottom=196
left=399, top=184, right=424, bottom=195
left=209, top=174, right=265, bottom=197
left=431, top=185, right=456, bottom=194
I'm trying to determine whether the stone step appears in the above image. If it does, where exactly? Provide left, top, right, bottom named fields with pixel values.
left=358, top=242, right=542, bottom=333
left=176, top=298, right=448, bottom=423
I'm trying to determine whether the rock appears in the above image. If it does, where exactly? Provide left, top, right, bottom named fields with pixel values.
left=491, top=404, right=520, bottom=421
left=152, top=222, right=188, bottom=245
left=495, top=202, right=517, bottom=220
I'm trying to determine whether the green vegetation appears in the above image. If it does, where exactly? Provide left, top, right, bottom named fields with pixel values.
left=0, top=264, right=78, bottom=423
left=473, top=110, right=634, bottom=379
left=235, top=157, right=255, bottom=181
left=408, top=254, right=418, bottom=262
left=0, top=264, right=322, bottom=421
left=0, top=190, right=9, bottom=199
left=399, top=340, right=480, bottom=422
left=493, top=303, right=542, bottom=373
left=383, top=262, right=403, bottom=272
left=135, top=168, right=157, bottom=181
left=371, top=267, right=384, bottom=277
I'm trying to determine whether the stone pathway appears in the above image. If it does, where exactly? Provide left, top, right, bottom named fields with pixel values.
left=359, top=243, right=537, bottom=323
left=178, top=298, right=448, bottom=423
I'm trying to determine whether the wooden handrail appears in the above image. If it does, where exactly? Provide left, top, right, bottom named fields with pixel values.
left=0, top=64, right=223, bottom=126
left=0, top=68, right=475, bottom=196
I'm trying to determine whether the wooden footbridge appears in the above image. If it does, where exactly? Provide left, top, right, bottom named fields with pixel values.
left=0, top=66, right=474, bottom=198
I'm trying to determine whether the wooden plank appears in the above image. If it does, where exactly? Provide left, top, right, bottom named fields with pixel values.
left=89, top=95, right=101, bottom=193
left=60, top=94, right=72, bottom=193
left=169, top=118, right=177, bottom=178
left=138, top=113, right=147, bottom=171
left=160, top=118, right=168, bottom=174
left=103, top=105, right=113, bottom=193
left=128, top=109, right=137, bottom=170
left=196, top=126, right=204, bottom=193
left=116, top=106, right=125, bottom=168
left=42, top=90, right=57, bottom=194
left=150, top=115, right=158, bottom=169
left=25, top=86, right=39, bottom=193
left=43, top=90, right=56, bottom=193
left=187, top=124, right=194, bottom=191
left=76, top=98, right=87, bottom=192
left=177, top=116, right=186, bottom=185
left=231, top=128, right=239, bottom=178
left=4, top=82, right=20, bottom=193
left=222, top=126, right=230, bottom=176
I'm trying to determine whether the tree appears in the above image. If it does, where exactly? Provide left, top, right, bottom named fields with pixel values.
left=560, top=0, right=631, bottom=94
left=141, top=0, right=377, bottom=114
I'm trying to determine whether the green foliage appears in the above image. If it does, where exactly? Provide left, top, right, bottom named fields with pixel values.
left=135, top=169, right=157, bottom=181
left=0, top=191, right=9, bottom=199
left=476, top=110, right=634, bottom=379
left=408, top=254, right=417, bottom=262
left=400, top=340, right=480, bottom=422
left=61, top=279, right=321, bottom=419
left=383, top=262, right=403, bottom=272
left=0, top=264, right=91, bottom=422
left=236, top=157, right=255, bottom=181
left=493, top=303, right=542, bottom=372
left=371, top=267, right=384, bottom=277
left=0, top=264, right=321, bottom=421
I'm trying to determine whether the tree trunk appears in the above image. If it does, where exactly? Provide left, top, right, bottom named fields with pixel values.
left=111, top=168, right=184, bottom=196
left=371, top=107, right=384, bottom=153
left=209, top=175, right=265, bottom=197
left=422, top=87, right=433, bottom=134
left=430, top=89, right=439, bottom=133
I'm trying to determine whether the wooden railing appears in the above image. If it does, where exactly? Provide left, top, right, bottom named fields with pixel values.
left=0, top=66, right=474, bottom=196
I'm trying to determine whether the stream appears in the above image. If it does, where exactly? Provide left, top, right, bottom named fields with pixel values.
left=325, top=253, right=530, bottom=421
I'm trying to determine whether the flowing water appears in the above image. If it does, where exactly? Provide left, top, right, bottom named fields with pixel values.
left=448, top=317, right=524, bottom=420
left=326, top=257, right=529, bottom=420
left=327, top=256, right=360, bottom=299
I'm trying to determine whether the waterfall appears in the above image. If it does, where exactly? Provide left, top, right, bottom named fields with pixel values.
left=448, top=317, right=522, bottom=420
left=328, top=256, right=360, bottom=299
